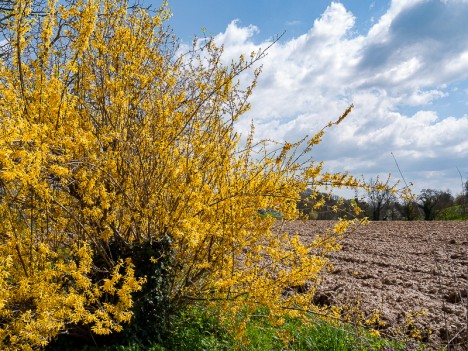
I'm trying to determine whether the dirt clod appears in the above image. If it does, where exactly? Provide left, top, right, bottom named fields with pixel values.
left=445, top=291, right=462, bottom=303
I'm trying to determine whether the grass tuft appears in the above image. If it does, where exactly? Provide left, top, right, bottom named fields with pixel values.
left=54, top=306, right=431, bottom=351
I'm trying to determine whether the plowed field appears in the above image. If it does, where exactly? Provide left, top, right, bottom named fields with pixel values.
left=279, top=221, right=468, bottom=350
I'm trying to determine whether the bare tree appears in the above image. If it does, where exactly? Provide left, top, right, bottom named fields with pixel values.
left=395, top=198, right=419, bottom=221
left=417, top=189, right=454, bottom=220
left=365, top=177, right=391, bottom=221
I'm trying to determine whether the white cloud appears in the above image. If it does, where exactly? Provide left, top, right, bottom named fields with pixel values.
left=215, top=20, right=259, bottom=47
left=311, top=2, right=355, bottom=38
left=213, top=0, right=468, bottom=195
left=402, top=89, right=447, bottom=105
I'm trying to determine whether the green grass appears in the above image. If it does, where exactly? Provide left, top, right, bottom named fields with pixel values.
left=240, top=313, right=415, bottom=351
left=436, top=205, right=468, bottom=220
left=71, top=306, right=428, bottom=351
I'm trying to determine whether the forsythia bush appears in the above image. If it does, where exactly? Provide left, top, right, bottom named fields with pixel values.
left=0, top=0, right=363, bottom=349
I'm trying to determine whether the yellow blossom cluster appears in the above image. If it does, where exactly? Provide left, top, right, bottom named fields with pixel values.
left=0, top=0, right=367, bottom=348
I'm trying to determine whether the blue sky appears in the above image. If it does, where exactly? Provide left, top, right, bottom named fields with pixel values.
left=167, top=1, right=388, bottom=42
left=161, top=0, right=468, bottom=197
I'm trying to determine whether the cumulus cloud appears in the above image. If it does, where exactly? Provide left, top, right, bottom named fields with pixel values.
left=214, top=0, right=468, bottom=195
left=359, top=0, right=468, bottom=90
left=215, top=20, right=259, bottom=46
left=311, top=2, right=355, bottom=38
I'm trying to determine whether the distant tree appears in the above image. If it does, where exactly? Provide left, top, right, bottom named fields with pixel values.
left=435, top=190, right=456, bottom=220
left=395, top=199, right=419, bottom=220
left=297, top=190, right=364, bottom=220
left=364, top=177, right=392, bottom=221
left=454, top=192, right=467, bottom=219
left=417, top=189, right=454, bottom=220
left=297, top=188, right=315, bottom=219
left=297, top=190, right=338, bottom=220
left=383, top=192, right=402, bottom=220
left=455, top=193, right=466, bottom=206
left=393, top=186, right=419, bottom=221
left=457, top=178, right=468, bottom=217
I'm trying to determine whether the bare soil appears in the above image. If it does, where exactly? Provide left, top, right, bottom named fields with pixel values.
left=279, top=220, right=468, bottom=350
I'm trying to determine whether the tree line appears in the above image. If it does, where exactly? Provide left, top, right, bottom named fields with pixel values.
left=298, top=179, right=468, bottom=221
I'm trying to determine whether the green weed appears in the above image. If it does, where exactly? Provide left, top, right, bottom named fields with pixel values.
left=56, top=306, right=430, bottom=351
